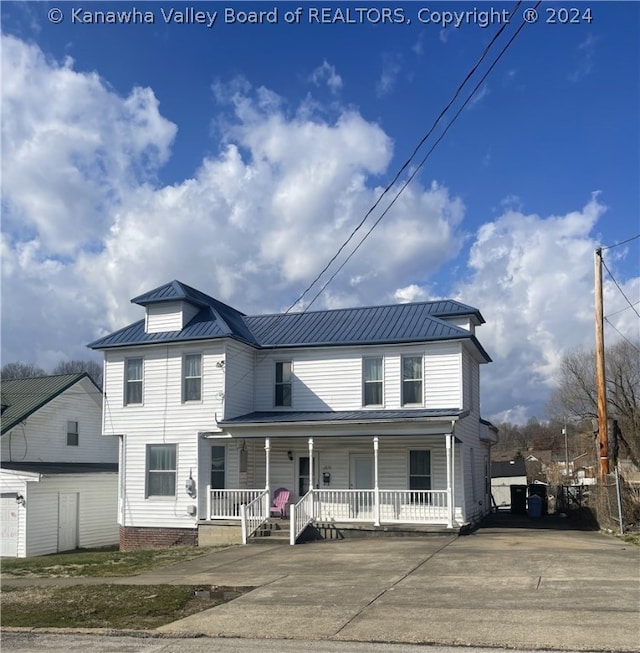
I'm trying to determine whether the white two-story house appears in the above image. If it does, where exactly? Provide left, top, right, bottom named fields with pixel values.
left=89, top=281, right=497, bottom=549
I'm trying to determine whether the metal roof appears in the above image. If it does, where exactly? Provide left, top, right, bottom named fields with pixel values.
left=0, top=374, right=100, bottom=435
left=491, top=459, right=527, bottom=478
left=0, top=462, right=118, bottom=475
left=219, top=408, right=466, bottom=426
left=88, top=281, right=489, bottom=360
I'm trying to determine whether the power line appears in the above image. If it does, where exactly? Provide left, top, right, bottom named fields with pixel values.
left=602, top=233, right=640, bottom=251
left=604, top=317, right=640, bottom=352
left=605, top=301, right=640, bottom=319
left=601, top=258, right=640, bottom=319
left=284, top=0, right=524, bottom=314
left=303, top=4, right=540, bottom=311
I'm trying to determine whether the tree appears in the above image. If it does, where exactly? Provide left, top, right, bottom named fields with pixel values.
left=1, top=362, right=47, bottom=380
left=52, top=360, right=103, bottom=389
left=548, top=340, right=640, bottom=467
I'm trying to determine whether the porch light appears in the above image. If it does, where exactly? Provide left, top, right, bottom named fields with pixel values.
left=287, top=450, right=293, bottom=461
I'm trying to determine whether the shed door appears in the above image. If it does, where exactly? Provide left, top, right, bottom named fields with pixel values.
left=58, top=493, right=79, bottom=552
left=0, top=494, right=19, bottom=557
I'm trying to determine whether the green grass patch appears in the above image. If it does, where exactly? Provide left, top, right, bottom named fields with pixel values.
left=1, top=545, right=226, bottom=578
left=1, top=584, right=251, bottom=629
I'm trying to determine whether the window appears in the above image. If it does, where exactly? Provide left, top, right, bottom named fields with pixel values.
left=409, top=450, right=431, bottom=491
left=66, top=420, right=79, bottom=446
left=298, top=456, right=310, bottom=496
left=147, top=444, right=176, bottom=497
left=210, top=445, right=225, bottom=489
left=275, top=361, right=292, bottom=407
left=363, top=357, right=383, bottom=406
left=125, top=358, right=143, bottom=405
left=183, top=354, right=202, bottom=402
left=402, top=355, right=423, bottom=405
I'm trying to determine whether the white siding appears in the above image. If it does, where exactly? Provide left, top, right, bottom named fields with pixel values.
left=1, top=378, right=115, bottom=465
left=253, top=342, right=464, bottom=412
left=223, top=342, right=255, bottom=419
left=145, top=301, right=199, bottom=333
left=104, top=342, right=225, bottom=528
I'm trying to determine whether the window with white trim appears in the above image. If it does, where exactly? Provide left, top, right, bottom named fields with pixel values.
left=147, top=444, right=176, bottom=497
left=183, top=354, right=202, bottom=402
left=363, top=357, right=383, bottom=406
left=402, top=355, right=423, bottom=405
left=125, top=358, right=143, bottom=405
left=66, top=420, right=79, bottom=446
left=275, top=361, right=292, bottom=407
left=210, top=445, right=226, bottom=489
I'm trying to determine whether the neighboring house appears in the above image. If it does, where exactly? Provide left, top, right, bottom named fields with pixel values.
left=491, top=459, right=527, bottom=507
left=88, top=280, right=498, bottom=549
left=0, top=374, right=118, bottom=557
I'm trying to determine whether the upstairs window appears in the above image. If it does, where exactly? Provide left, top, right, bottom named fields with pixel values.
left=147, top=444, right=176, bottom=497
left=275, top=361, right=292, bottom=407
left=363, top=357, right=383, bottom=406
left=125, top=358, right=143, bottom=405
left=402, top=355, right=423, bottom=406
left=66, top=420, right=79, bottom=446
left=183, top=354, right=202, bottom=402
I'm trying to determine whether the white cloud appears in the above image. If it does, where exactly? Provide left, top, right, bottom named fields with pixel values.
left=310, top=60, right=343, bottom=95
left=375, top=53, right=402, bottom=98
left=1, top=35, right=467, bottom=370
left=468, top=83, right=490, bottom=109
left=569, top=34, right=599, bottom=83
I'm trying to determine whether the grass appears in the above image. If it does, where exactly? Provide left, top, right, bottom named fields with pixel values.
left=1, top=584, right=252, bottom=629
left=1, top=545, right=226, bottom=578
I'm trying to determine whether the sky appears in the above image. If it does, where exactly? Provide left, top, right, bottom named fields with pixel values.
left=1, top=1, right=639, bottom=424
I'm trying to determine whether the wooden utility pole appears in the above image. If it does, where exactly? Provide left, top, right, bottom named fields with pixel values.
left=594, top=248, right=609, bottom=481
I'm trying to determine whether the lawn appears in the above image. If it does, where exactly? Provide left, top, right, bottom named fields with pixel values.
left=1, top=545, right=226, bottom=578
left=1, top=584, right=252, bottom=629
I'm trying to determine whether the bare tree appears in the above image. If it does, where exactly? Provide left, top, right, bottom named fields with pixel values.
left=52, top=360, right=103, bottom=389
left=548, top=340, right=640, bottom=467
left=1, top=362, right=47, bottom=380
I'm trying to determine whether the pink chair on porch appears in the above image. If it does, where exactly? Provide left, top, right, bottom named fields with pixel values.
left=270, top=487, right=290, bottom=519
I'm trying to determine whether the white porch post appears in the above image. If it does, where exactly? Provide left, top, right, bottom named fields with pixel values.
left=308, top=438, right=314, bottom=490
left=446, top=432, right=454, bottom=529
left=373, top=437, right=380, bottom=526
left=265, top=438, right=271, bottom=495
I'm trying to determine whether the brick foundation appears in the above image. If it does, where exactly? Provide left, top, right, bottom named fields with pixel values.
left=119, top=526, right=198, bottom=551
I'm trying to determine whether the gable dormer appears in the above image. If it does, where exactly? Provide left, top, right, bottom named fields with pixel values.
left=131, top=281, right=210, bottom=334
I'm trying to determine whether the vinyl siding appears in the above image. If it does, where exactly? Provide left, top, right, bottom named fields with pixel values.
left=145, top=301, right=199, bottom=333
left=1, top=378, right=115, bottom=464
left=253, top=342, right=464, bottom=412
left=104, top=343, right=225, bottom=528
left=223, top=342, right=255, bottom=419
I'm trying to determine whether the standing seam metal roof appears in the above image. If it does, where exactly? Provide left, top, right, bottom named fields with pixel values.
left=88, top=281, right=489, bottom=359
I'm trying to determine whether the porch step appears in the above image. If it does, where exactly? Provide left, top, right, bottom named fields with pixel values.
left=250, top=518, right=290, bottom=543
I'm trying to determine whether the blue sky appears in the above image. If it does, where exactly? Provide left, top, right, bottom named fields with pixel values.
left=2, top=1, right=639, bottom=422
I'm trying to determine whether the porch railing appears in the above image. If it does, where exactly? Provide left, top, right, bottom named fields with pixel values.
left=290, top=491, right=315, bottom=545
left=240, top=489, right=270, bottom=544
left=313, top=489, right=376, bottom=522
left=378, top=490, right=448, bottom=522
left=207, top=487, right=265, bottom=520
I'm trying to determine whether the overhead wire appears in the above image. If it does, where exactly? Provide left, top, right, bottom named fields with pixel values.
left=601, top=257, right=640, bottom=319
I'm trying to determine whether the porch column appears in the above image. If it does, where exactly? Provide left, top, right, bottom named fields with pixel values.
left=373, top=437, right=380, bottom=526
left=446, top=432, right=454, bottom=529
left=265, top=438, right=271, bottom=494
left=308, top=438, right=314, bottom=490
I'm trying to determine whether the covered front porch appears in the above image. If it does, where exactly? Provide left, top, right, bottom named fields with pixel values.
left=200, top=425, right=464, bottom=544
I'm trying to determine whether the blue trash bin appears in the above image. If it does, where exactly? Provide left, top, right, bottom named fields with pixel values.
left=527, top=493, right=542, bottom=518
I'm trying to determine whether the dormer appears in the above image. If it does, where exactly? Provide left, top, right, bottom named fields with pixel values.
left=131, top=281, right=211, bottom=335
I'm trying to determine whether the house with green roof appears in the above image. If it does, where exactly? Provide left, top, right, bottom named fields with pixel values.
left=89, top=281, right=497, bottom=550
left=0, top=373, right=118, bottom=557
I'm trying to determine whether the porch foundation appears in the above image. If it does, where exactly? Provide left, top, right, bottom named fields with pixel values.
left=309, top=521, right=460, bottom=540
left=198, top=521, right=243, bottom=546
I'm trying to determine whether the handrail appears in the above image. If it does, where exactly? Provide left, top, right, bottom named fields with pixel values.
left=290, top=490, right=315, bottom=545
left=208, top=488, right=265, bottom=520
left=240, top=489, right=269, bottom=544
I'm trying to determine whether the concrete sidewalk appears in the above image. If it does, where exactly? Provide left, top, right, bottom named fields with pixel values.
left=3, top=525, right=639, bottom=651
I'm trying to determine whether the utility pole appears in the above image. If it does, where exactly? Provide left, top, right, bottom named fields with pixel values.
left=594, top=248, right=609, bottom=481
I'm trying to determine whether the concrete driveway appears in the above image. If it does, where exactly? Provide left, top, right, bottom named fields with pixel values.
left=149, top=521, right=640, bottom=651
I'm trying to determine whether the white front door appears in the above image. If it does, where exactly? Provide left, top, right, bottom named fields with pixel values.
left=350, top=454, right=374, bottom=489
left=58, top=492, right=78, bottom=552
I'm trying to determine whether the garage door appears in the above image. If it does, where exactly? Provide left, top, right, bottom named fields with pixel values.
left=1, top=494, right=20, bottom=557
